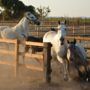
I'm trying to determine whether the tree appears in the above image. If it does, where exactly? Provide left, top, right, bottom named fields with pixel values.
left=0, top=0, right=37, bottom=20
left=25, top=5, right=37, bottom=16
left=37, top=6, right=51, bottom=20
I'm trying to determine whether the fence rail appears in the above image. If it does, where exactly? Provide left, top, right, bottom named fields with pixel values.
left=65, top=36, right=90, bottom=41
left=0, top=21, right=90, bottom=37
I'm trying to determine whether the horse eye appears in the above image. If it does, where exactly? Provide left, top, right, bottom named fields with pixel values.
left=28, top=13, right=30, bottom=15
left=65, top=28, right=67, bottom=31
left=31, top=17, right=34, bottom=19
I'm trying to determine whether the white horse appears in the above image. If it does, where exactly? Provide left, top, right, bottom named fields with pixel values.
left=0, top=12, right=40, bottom=63
left=0, top=12, right=40, bottom=42
left=43, top=21, right=70, bottom=81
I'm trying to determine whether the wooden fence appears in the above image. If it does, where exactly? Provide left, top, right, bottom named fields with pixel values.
left=0, top=37, right=90, bottom=83
left=0, top=38, right=52, bottom=83
left=66, top=36, right=90, bottom=41
left=0, top=38, right=18, bottom=76
left=0, top=21, right=90, bottom=37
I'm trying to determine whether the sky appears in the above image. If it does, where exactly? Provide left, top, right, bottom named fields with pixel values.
left=20, top=0, right=90, bottom=17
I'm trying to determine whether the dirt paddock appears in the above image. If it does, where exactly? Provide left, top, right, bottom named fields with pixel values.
left=0, top=59, right=90, bottom=90
left=0, top=41, right=89, bottom=90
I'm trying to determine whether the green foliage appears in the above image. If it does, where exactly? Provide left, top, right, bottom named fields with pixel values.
left=0, top=0, right=16, bottom=9
left=2, top=9, right=11, bottom=20
left=0, top=0, right=37, bottom=20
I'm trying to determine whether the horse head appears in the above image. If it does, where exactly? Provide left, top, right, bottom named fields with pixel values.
left=57, top=20, right=67, bottom=30
left=57, top=20, right=67, bottom=45
left=25, top=12, right=40, bottom=25
left=67, top=39, right=76, bottom=61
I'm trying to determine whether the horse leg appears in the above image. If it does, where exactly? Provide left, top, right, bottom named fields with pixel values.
left=20, top=43, right=26, bottom=64
left=63, top=58, right=70, bottom=81
left=57, top=55, right=70, bottom=81
left=31, top=46, right=36, bottom=54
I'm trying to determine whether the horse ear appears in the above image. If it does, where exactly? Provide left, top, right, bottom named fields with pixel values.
left=24, top=12, right=27, bottom=16
left=24, top=12, right=31, bottom=16
left=67, top=40, right=70, bottom=44
left=73, top=39, right=76, bottom=44
left=58, top=20, right=60, bottom=25
left=64, top=20, right=67, bottom=25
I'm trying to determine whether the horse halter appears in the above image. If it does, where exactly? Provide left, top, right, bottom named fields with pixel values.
left=25, top=15, right=40, bottom=25
left=60, top=37, right=65, bottom=45
left=21, top=33, right=27, bottom=38
left=26, top=16, right=31, bottom=21
left=25, top=16, right=35, bottom=24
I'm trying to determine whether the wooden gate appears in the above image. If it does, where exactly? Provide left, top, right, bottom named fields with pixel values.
left=0, top=38, right=18, bottom=76
left=0, top=39, right=52, bottom=83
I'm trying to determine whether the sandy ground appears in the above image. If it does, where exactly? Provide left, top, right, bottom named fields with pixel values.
left=0, top=59, right=90, bottom=90
left=0, top=44, right=89, bottom=90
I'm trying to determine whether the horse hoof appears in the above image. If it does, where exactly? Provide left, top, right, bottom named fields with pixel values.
left=68, top=77, right=72, bottom=82
left=64, top=76, right=72, bottom=81
left=64, top=76, right=68, bottom=81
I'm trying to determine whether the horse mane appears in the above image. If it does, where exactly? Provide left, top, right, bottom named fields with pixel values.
left=13, top=17, right=27, bottom=30
left=17, top=17, right=25, bottom=26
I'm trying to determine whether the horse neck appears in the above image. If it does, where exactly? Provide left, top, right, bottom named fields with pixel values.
left=14, top=17, right=29, bottom=30
left=19, top=17, right=29, bottom=29
left=56, top=30, right=62, bottom=39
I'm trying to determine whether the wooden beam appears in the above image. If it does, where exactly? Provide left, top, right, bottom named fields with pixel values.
left=14, top=40, right=19, bottom=76
left=19, top=64, right=43, bottom=71
left=0, top=61, right=15, bottom=66
left=43, top=43, right=52, bottom=83
left=19, top=52, right=43, bottom=60
left=25, top=41, right=44, bottom=47
left=0, top=38, right=17, bottom=44
left=0, top=50, right=15, bottom=55
left=65, top=36, right=90, bottom=41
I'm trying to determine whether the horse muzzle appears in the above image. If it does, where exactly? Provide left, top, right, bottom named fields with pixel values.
left=34, top=20, right=40, bottom=25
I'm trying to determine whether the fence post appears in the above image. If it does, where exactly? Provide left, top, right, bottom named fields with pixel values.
left=43, top=42, right=52, bottom=83
left=14, top=40, right=19, bottom=76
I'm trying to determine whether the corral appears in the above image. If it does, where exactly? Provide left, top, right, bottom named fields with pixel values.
left=0, top=37, right=89, bottom=90
left=0, top=21, right=90, bottom=89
